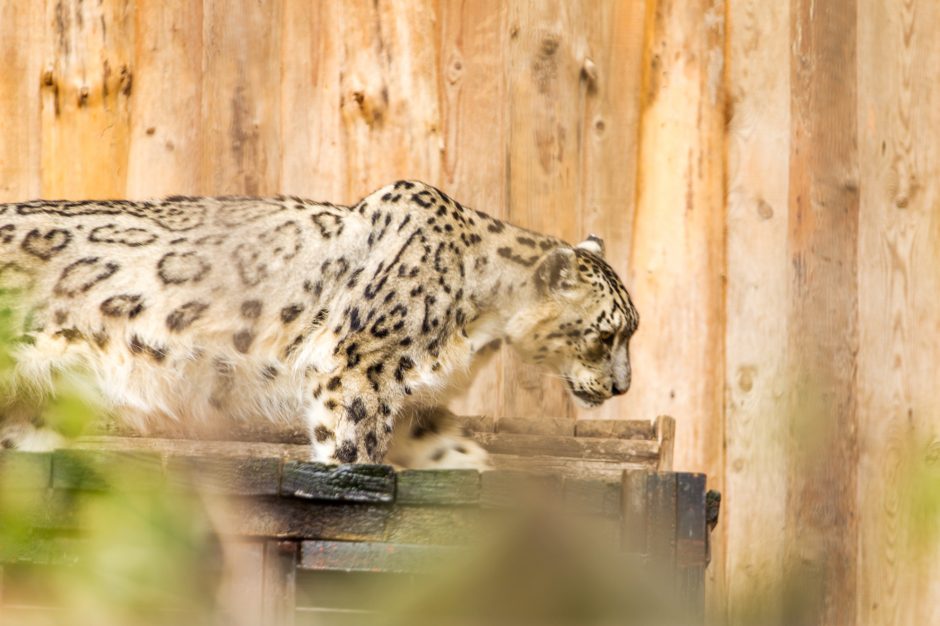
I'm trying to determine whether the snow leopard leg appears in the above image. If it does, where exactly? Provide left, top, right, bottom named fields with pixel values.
left=386, top=406, right=491, bottom=470
left=304, top=369, right=399, bottom=465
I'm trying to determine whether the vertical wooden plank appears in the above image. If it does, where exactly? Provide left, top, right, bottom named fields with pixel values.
left=126, top=0, right=204, bottom=198
left=262, top=541, right=297, bottom=626
left=624, top=0, right=727, bottom=475
left=647, top=471, right=677, bottom=582
left=655, top=415, right=675, bottom=472
left=502, top=1, right=586, bottom=419
left=216, top=540, right=265, bottom=626
left=621, top=469, right=649, bottom=554
left=0, top=0, right=42, bottom=201
left=438, top=0, right=509, bottom=419
left=279, top=1, right=346, bottom=201
left=857, top=0, right=940, bottom=624
left=40, top=0, right=135, bottom=198
left=336, top=0, right=442, bottom=202
left=202, top=0, right=282, bottom=196
left=724, top=0, right=791, bottom=623
left=785, top=0, right=859, bottom=624
left=677, top=473, right=707, bottom=617
left=575, top=0, right=646, bottom=422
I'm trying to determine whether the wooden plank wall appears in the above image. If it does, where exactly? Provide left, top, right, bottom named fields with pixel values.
left=0, top=1, right=938, bottom=624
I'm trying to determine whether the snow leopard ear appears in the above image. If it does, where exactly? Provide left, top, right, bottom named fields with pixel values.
left=535, top=248, right=577, bottom=295
left=576, top=234, right=605, bottom=258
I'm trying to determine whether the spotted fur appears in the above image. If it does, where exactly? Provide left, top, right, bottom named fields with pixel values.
left=0, top=181, right=638, bottom=466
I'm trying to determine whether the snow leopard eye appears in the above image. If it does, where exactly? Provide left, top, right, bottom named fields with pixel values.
left=598, top=330, right=616, bottom=348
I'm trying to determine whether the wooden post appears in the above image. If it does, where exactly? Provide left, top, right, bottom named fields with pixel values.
left=262, top=541, right=297, bottom=626
left=677, top=473, right=707, bottom=617
left=785, top=0, right=860, bottom=624
left=655, top=415, right=676, bottom=472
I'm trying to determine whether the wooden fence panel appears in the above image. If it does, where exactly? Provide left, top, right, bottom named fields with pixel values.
left=625, top=0, right=726, bottom=483
left=785, top=0, right=860, bottom=624
left=438, top=0, right=510, bottom=419
left=39, top=0, right=135, bottom=199
left=279, top=1, right=346, bottom=202
left=336, top=0, right=442, bottom=201
left=857, top=0, right=940, bottom=624
left=574, top=0, right=646, bottom=422
left=0, top=1, right=42, bottom=201
left=501, top=0, right=584, bottom=419
left=126, top=0, right=204, bottom=198
left=724, top=1, right=791, bottom=623
left=202, top=0, right=283, bottom=196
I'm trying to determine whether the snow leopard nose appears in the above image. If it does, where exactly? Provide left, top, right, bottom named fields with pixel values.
left=611, top=381, right=629, bottom=396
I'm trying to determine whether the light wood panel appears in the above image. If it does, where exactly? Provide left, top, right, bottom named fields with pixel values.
left=126, top=0, right=204, bottom=198
left=625, top=0, right=726, bottom=477
left=438, top=0, right=510, bottom=418
left=0, top=1, right=42, bottom=201
left=201, top=0, right=283, bottom=196
left=724, top=1, right=791, bottom=623
left=857, top=0, right=940, bottom=624
left=501, top=1, right=583, bottom=419
left=336, top=0, right=442, bottom=201
left=39, top=0, right=135, bottom=199
left=279, top=1, right=346, bottom=201
left=574, top=0, right=646, bottom=422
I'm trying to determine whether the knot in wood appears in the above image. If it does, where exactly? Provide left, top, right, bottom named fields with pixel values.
left=540, top=33, right=561, bottom=56
left=581, top=58, right=598, bottom=89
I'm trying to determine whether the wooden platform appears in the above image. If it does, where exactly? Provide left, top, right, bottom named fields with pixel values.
left=0, top=416, right=714, bottom=625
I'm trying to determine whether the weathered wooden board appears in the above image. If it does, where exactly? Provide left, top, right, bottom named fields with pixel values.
left=471, top=431, right=659, bottom=462
left=724, top=0, right=791, bottom=620
left=437, top=0, right=509, bottom=420
left=126, top=0, right=204, bottom=198
left=300, top=540, right=464, bottom=574
left=856, top=0, right=940, bottom=624
left=786, top=1, right=860, bottom=624
left=0, top=1, right=41, bottom=201
left=166, top=455, right=281, bottom=496
left=281, top=462, right=395, bottom=503
left=396, top=469, right=481, bottom=506
left=623, top=0, right=726, bottom=481
left=39, top=0, right=135, bottom=199
left=575, top=419, right=655, bottom=441
left=201, top=0, right=282, bottom=196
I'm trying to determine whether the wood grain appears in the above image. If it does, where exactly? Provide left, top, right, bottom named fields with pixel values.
left=201, top=0, right=282, bottom=196
left=623, top=0, right=727, bottom=480
left=0, top=1, right=42, bottom=201
left=40, top=0, right=135, bottom=198
left=278, top=1, right=346, bottom=202
left=857, top=0, right=940, bottom=624
left=336, top=0, right=441, bottom=200
left=126, top=0, right=204, bottom=198
left=574, top=0, right=646, bottom=422
left=502, top=0, right=583, bottom=418
left=786, top=0, right=860, bottom=624
left=437, top=0, right=509, bottom=419
left=724, top=0, right=791, bottom=622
